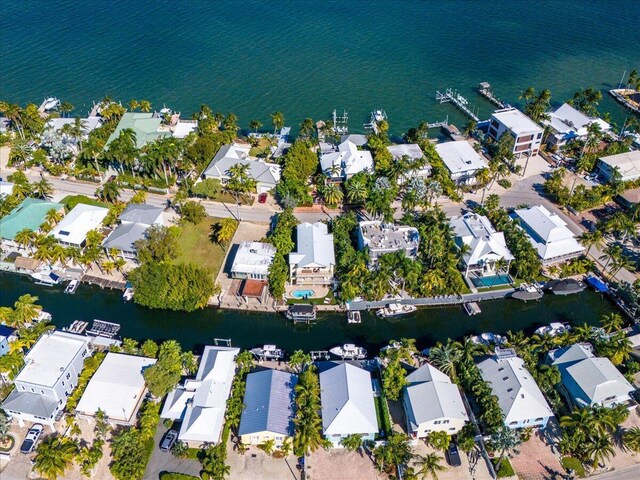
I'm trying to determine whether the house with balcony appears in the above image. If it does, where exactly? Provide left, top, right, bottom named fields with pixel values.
left=477, top=348, right=554, bottom=429
left=596, top=150, right=640, bottom=183
left=488, top=107, right=543, bottom=158
left=289, top=222, right=335, bottom=286
left=543, top=103, right=610, bottom=147
left=450, top=213, right=514, bottom=278
left=357, top=221, right=420, bottom=266
left=1, top=331, right=90, bottom=428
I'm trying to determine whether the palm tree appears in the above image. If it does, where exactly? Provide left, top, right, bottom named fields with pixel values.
left=45, top=208, right=63, bottom=226
left=412, top=453, right=447, bottom=480
left=623, top=426, right=640, bottom=453
left=211, top=218, right=238, bottom=245
left=12, top=294, right=42, bottom=327
left=345, top=177, right=368, bottom=204
left=340, top=434, right=363, bottom=452
left=33, top=178, right=53, bottom=200
left=139, top=100, right=152, bottom=112
left=322, top=183, right=344, bottom=207
left=96, top=182, right=121, bottom=203
left=249, top=119, right=262, bottom=133
left=584, top=432, right=615, bottom=469
left=33, top=435, right=78, bottom=480
left=373, top=433, right=413, bottom=474
left=14, top=228, right=34, bottom=252
left=429, top=343, right=461, bottom=381
left=271, top=111, right=284, bottom=134
left=489, top=426, right=522, bottom=473
left=299, top=117, right=315, bottom=140
left=581, top=229, right=604, bottom=256
left=600, top=313, right=624, bottom=333
left=600, top=244, right=623, bottom=274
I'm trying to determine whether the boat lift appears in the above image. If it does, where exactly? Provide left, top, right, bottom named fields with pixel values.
left=213, top=338, right=232, bottom=347
left=310, top=350, right=330, bottom=361
left=436, top=88, right=480, bottom=121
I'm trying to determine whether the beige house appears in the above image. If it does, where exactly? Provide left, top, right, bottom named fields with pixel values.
left=289, top=222, right=335, bottom=285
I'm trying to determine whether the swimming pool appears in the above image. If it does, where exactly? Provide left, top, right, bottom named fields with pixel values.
left=292, top=289, right=315, bottom=299
left=471, top=274, right=512, bottom=288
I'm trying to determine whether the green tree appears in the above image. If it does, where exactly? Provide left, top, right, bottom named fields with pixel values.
left=490, top=426, right=522, bottom=473
left=271, top=111, right=285, bottom=134
left=426, top=431, right=451, bottom=452
left=141, top=339, right=159, bottom=358
left=96, top=182, right=121, bottom=203
left=211, top=218, right=238, bottom=245
left=623, top=426, right=640, bottom=453
left=340, top=434, right=363, bottom=451
left=289, top=350, right=312, bottom=374
left=33, top=435, right=78, bottom=480
left=382, top=358, right=407, bottom=401
left=110, top=428, right=149, bottom=480
left=134, top=224, right=181, bottom=264
left=600, top=313, right=624, bottom=333
left=373, top=433, right=413, bottom=475
left=180, top=200, right=206, bottom=224
left=11, top=293, right=43, bottom=327
left=413, top=452, right=447, bottom=480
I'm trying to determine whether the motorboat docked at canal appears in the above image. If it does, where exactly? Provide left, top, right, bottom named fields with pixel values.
left=464, top=302, right=481, bottom=316
left=545, top=278, right=586, bottom=296
left=347, top=311, right=362, bottom=323
left=31, top=269, right=61, bottom=286
left=470, top=332, right=506, bottom=346
left=41, top=97, right=61, bottom=111
left=510, top=283, right=543, bottom=302
left=123, top=287, right=134, bottom=301
left=285, top=304, right=317, bottom=323
left=250, top=344, right=285, bottom=361
left=64, top=279, right=79, bottom=294
left=535, top=322, right=571, bottom=337
left=329, top=343, right=367, bottom=359
left=376, top=303, right=417, bottom=318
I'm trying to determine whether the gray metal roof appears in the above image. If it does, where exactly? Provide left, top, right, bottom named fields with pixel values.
left=119, top=204, right=164, bottom=225
left=238, top=369, right=298, bottom=437
left=102, top=222, right=149, bottom=253
left=1, top=389, right=58, bottom=419
left=404, top=380, right=468, bottom=429
left=289, top=222, right=335, bottom=269
left=202, top=143, right=281, bottom=186
left=320, top=363, right=378, bottom=436
left=405, top=363, right=451, bottom=385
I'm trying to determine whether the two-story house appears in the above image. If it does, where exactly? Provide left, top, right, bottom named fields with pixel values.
left=289, top=222, right=335, bottom=286
left=488, top=107, right=543, bottom=159
left=2, top=331, right=90, bottom=428
left=357, top=221, right=420, bottom=266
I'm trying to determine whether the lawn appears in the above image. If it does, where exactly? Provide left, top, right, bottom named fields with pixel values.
left=492, top=457, right=515, bottom=478
left=60, top=194, right=109, bottom=212
left=208, top=191, right=254, bottom=206
left=561, top=456, right=585, bottom=477
left=172, top=217, right=234, bottom=277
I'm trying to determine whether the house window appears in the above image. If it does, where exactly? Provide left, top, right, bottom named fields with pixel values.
left=434, top=420, right=441, bottom=425
left=443, top=420, right=450, bottom=424
left=537, top=133, right=542, bottom=139
left=66, top=373, right=71, bottom=380
left=509, top=421, right=518, bottom=426
left=535, top=417, right=544, bottom=422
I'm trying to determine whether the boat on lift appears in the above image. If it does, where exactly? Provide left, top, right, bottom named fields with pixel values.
left=464, top=302, right=481, bottom=316
left=535, top=322, right=571, bottom=337
left=42, top=97, right=61, bottom=111
left=510, top=283, right=543, bottom=302
left=250, top=344, right=285, bottom=361
left=376, top=303, right=417, bottom=318
left=329, top=344, right=367, bottom=360
left=347, top=311, right=362, bottom=324
left=545, top=279, right=586, bottom=296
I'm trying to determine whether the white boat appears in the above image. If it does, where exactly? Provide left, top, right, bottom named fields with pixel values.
left=376, top=303, right=417, bottom=318
left=123, top=287, right=134, bottom=301
left=347, top=311, right=362, bottom=324
left=329, top=344, right=367, bottom=359
left=35, top=311, right=52, bottom=323
left=372, top=109, right=387, bottom=123
left=31, top=269, right=61, bottom=286
left=250, top=344, right=284, bottom=361
left=534, top=322, right=571, bottom=337
left=480, top=333, right=495, bottom=344
left=42, top=97, right=60, bottom=111
left=64, top=279, right=79, bottom=294
left=464, top=302, right=481, bottom=316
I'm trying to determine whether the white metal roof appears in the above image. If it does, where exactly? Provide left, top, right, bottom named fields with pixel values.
left=172, top=120, right=198, bottom=138
left=598, top=151, right=640, bottom=180
left=478, top=353, right=553, bottom=425
left=52, top=203, right=109, bottom=245
left=450, top=213, right=514, bottom=266
left=17, top=331, right=88, bottom=388
left=405, top=381, right=468, bottom=429
left=512, top=205, right=584, bottom=261
left=435, top=141, right=488, bottom=175
left=386, top=144, right=425, bottom=161
left=289, top=222, right=335, bottom=269
left=405, top=363, right=451, bottom=385
left=231, top=242, right=276, bottom=276
left=320, top=363, right=378, bottom=436
left=76, top=352, right=156, bottom=422
left=46, top=116, right=102, bottom=134
left=491, top=107, right=543, bottom=135
left=320, top=140, right=373, bottom=179
left=545, top=103, right=610, bottom=138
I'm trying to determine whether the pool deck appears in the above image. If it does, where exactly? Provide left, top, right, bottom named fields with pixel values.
left=285, top=284, right=329, bottom=299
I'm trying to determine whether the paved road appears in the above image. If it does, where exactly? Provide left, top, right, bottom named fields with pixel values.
left=144, top=423, right=201, bottom=480
left=590, top=465, right=640, bottom=480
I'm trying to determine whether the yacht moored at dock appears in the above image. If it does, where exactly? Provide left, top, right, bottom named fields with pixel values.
left=376, top=303, right=417, bottom=318
left=329, top=343, right=367, bottom=359
left=31, top=269, right=61, bottom=286
left=535, top=322, right=571, bottom=337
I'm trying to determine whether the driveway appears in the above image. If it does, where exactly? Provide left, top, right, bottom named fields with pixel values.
left=510, top=424, right=564, bottom=480
left=144, top=423, right=201, bottom=480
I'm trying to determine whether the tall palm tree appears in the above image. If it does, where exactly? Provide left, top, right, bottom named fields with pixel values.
left=581, top=229, right=604, bottom=256
left=584, top=432, right=615, bottom=469
left=345, top=178, right=368, bottom=204
left=599, top=244, right=623, bottom=274
left=248, top=119, right=262, bottom=133
left=45, top=208, right=63, bottom=226
left=490, top=426, right=522, bottom=473
left=96, top=182, right=121, bottom=203
left=600, top=313, right=624, bottom=333
left=412, top=453, right=447, bottom=480
left=33, top=178, right=53, bottom=200
left=12, top=294, right=42, bottom=327
left=299, top=117, right=315, bottom=140
left=322, top=183, right=344, bottom=207
left=429, top=343, right=461, bottom=381
left=212, top=218, right=238, bottom=245
left=33, top=435, right=78, bottom=480
left=14, top=228, right=34, bottom=252
left=623, top=427, right=640, bottom=453
left=271, top=111, right=284, bottom=134
left=139, top=100, right=152, bottom=112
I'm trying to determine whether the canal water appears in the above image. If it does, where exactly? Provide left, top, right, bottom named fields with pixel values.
left=0, top=272, right=615, bottom=354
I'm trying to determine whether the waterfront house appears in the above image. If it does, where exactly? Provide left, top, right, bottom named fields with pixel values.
left=511, top=205, right=584, bottom=265
left=201, top=143, right=281, bottom=194
left=387, top=144, right=431, bottom=184
left=320, top=139, right=373, bottom=181
left=160, top=346, right=240, bottom=447
left=0, top=180, right=14, bottom=198
left=616, top=187, right=640, bottom=210
left=450, top=213, right=514, bottom=278
left=548, top=343, right=635, bottom=408
left=289, top=222, right=335, bottom=286
left=357, top=221, right=420, bottom=265
left=0, top=198, right=64, bottom=249
left=487, top=107, right=543, bottom=158
left=543, top=103, right=610, bottom=148
left=51, top=203, right=109, bottom=247
left=477, top=348, right=554, bottom=429
left=238, top=369, right=298, bottom=446
left=1, top=331, right=90, bottom=428
left=596, top=150, right=640, bottom=183
left=106, top=112, right=171, bottom=150
left=435, top=140, right=488, bottom=185
left=75, top=352, right=156, bottom=425
left=403, top=364, right=468, bottom=439
left=45, top=116, right=102, bottom=138
left=102, top=204, right=164, bottom=260
left=0, top=325, right=17, bottom=358
left=319, top=362, right=378, bottom=447
left=230, top=242, right=276, bottom=281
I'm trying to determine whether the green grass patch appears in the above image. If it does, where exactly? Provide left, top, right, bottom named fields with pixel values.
left=60, top=194, right=109, bottom=212
left=185, top=448, right=203, bottom=460
left=561, top=457, right=585, bottom=477
left=492, top=457, right=515, bottom=478
left=374, top=394, right=392, bottom=437
left=210, top=191, right=255, bottom=206
left=172, top=217, right=233, bottom=277
left=160, top=474, right=200, bottom=480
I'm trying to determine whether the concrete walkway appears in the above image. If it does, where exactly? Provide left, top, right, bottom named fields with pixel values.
left=348, top=288, right=514, bottom=310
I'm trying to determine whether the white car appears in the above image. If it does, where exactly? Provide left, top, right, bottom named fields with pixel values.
left=20, top=424, right=43, bottom=454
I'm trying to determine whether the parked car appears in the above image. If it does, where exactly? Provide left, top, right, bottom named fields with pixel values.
left=20, top=424, right=43, bottom=454
left=445, top=441, right=462, bottom=467
left=160, top=429, right=178, bottom=452
left=258, top=193, right=267, bottom=203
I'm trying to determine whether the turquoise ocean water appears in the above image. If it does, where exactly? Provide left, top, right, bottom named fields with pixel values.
left=2, top=0, right=639, bottom=134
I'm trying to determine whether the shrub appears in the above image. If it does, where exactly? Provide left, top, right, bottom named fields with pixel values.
left=497, top=179, right=512, bottom=189
left=160, top=474, right=200, bottom=480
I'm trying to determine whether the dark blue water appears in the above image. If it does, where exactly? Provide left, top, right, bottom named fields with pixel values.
left=0, top=272, right=615, bottom=354
left=2, top=1, right=639, bottom=133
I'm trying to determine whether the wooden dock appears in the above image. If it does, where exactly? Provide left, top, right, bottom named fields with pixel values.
left=477, top=82, right=509, bottom=109
left=436, top=89, right=479, bottom=121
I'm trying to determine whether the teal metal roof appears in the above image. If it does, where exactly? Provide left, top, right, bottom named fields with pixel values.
left=106, top=112, right=170, bottom=149
left=0, top=198, right=64, bottom=240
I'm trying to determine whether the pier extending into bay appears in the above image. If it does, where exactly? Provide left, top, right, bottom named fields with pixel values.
left=436, top=88, right=480, bottom=121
